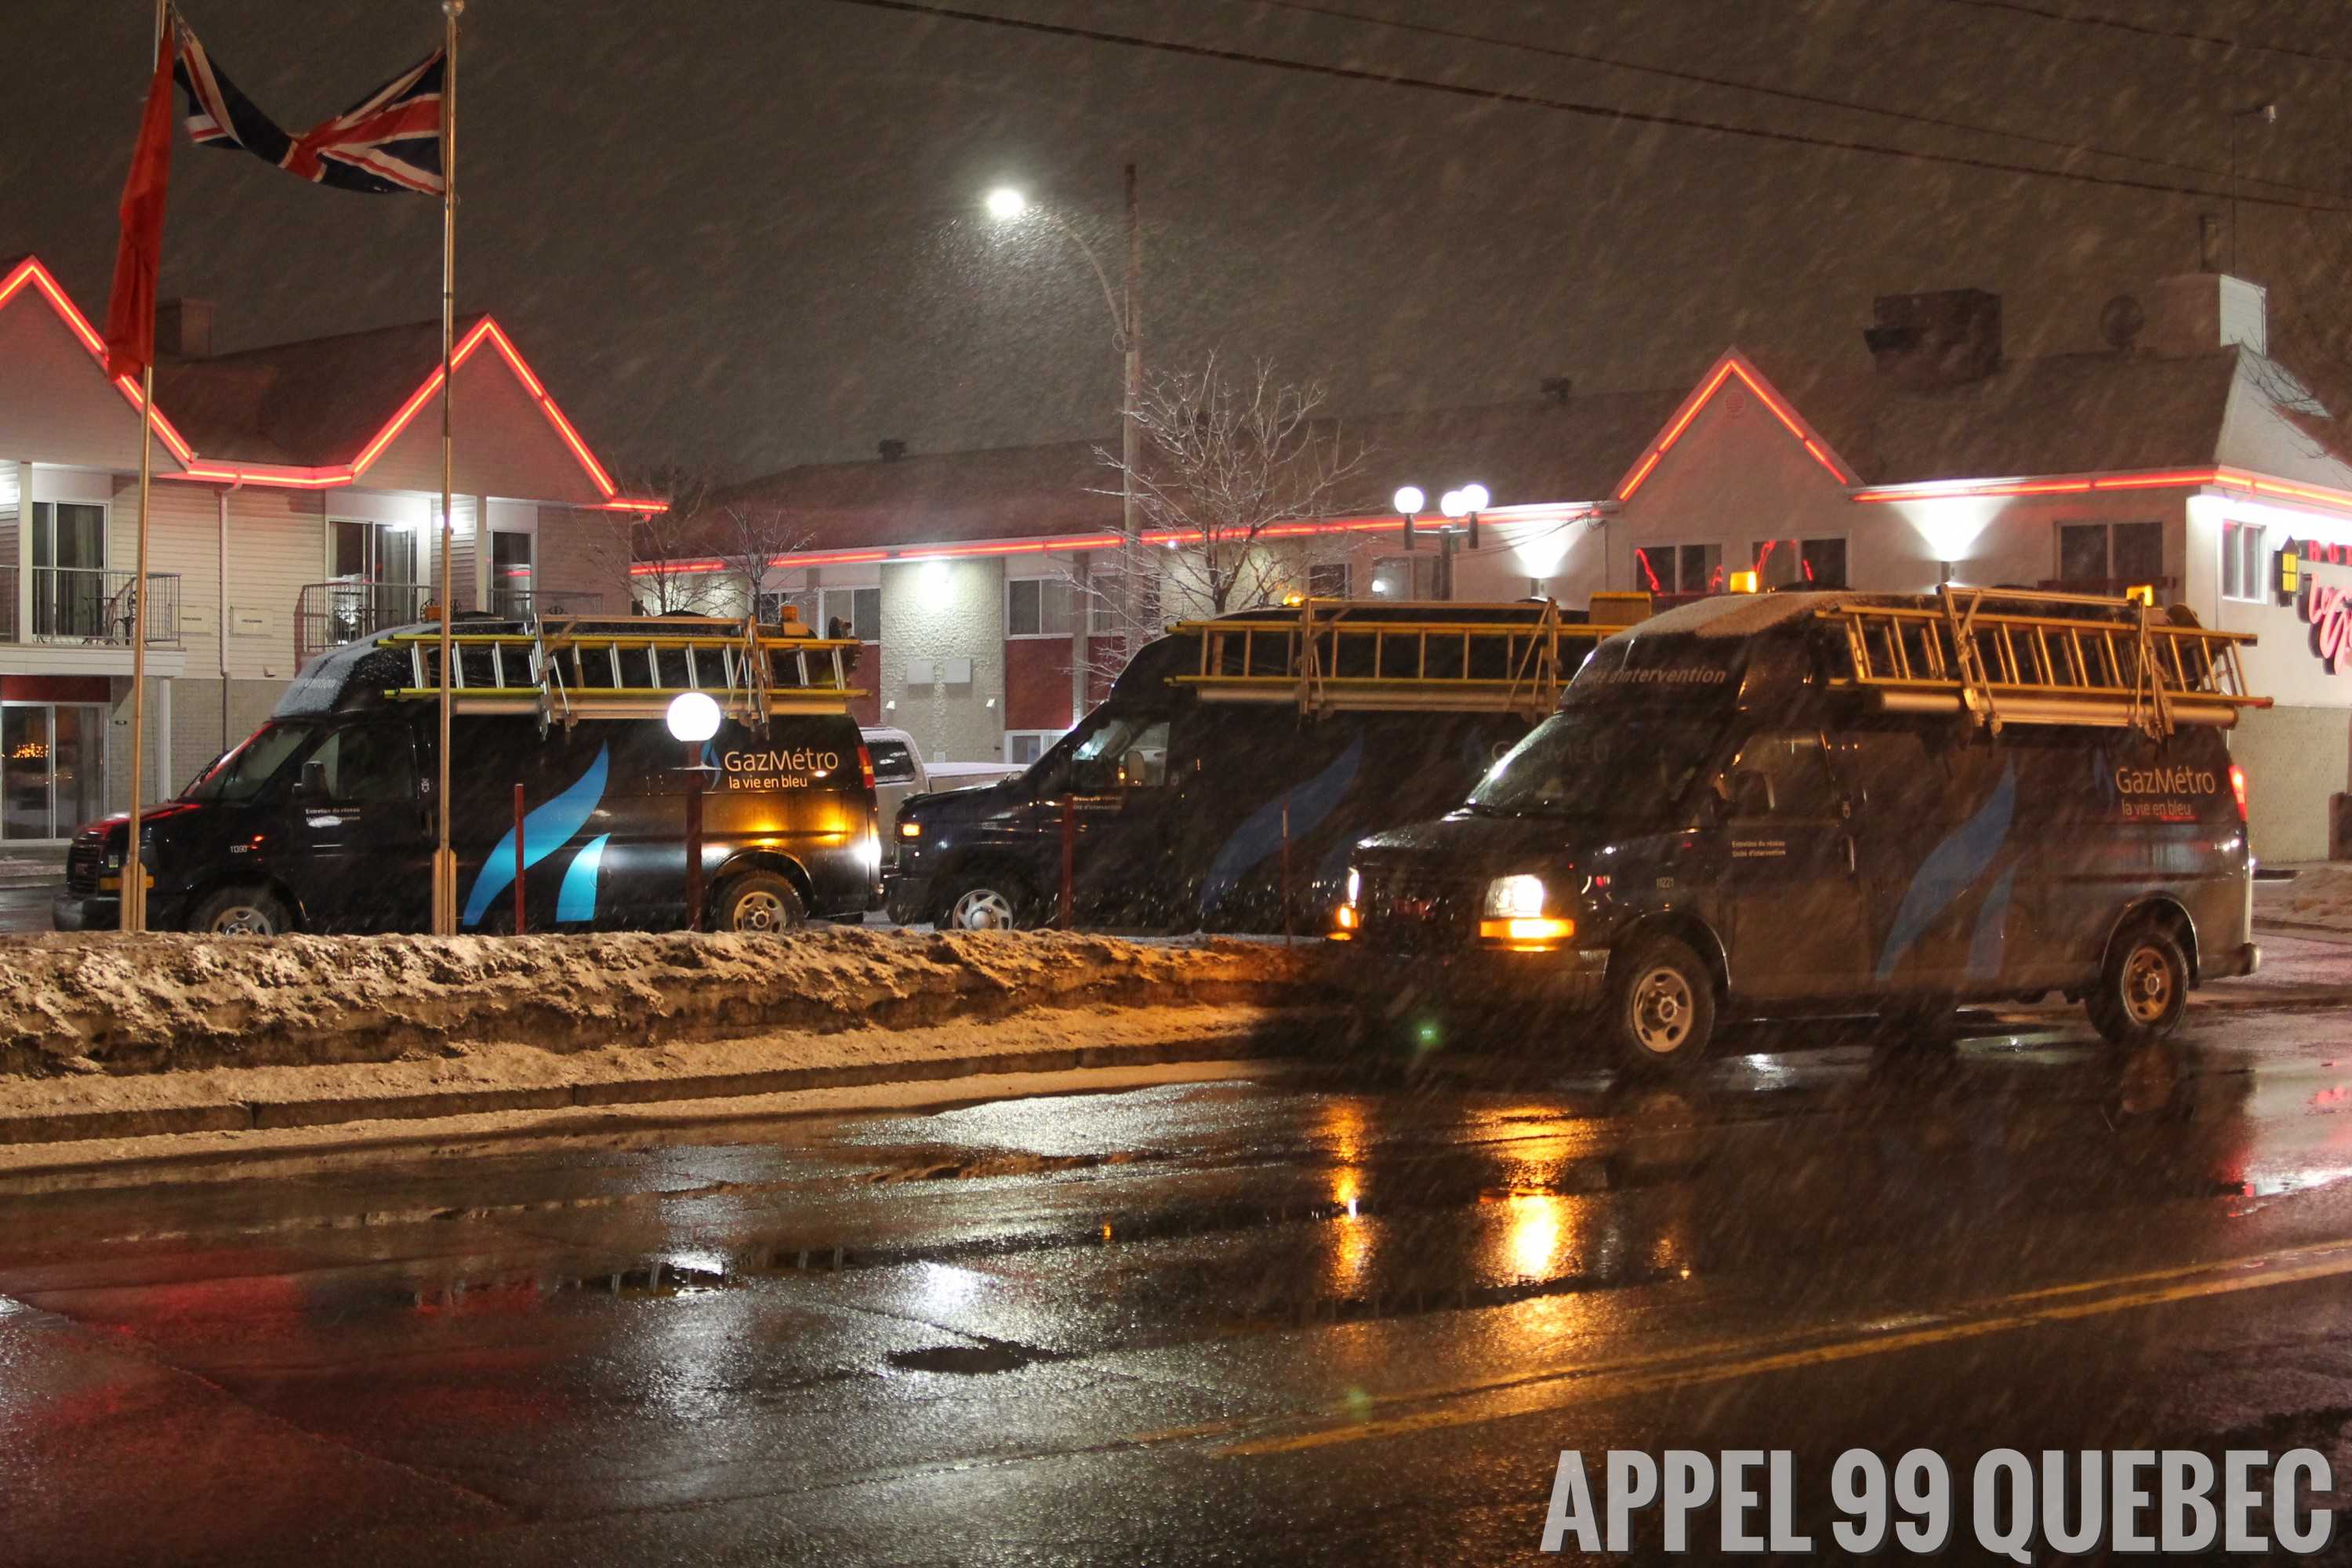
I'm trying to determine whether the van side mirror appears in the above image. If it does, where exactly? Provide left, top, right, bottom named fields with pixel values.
left=296, top=758, right=329, bottom=803
left=1718, top=768, right=1775, bottom=818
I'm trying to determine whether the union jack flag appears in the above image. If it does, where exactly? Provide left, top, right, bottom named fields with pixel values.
left=173, top=16, right=445, bottom=197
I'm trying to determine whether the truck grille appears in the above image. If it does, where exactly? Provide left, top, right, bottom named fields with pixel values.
left=66, top=837, right=104, bottom=893
left=1358, top=867, right=1480, bottom=951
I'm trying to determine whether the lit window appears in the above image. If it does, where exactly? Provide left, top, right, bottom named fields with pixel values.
left=1633, top=542, right=1722, bottom=596
left=1748, top=538, right=1848, bottom=590
left=1370, top=555, right=1437, bottom=599
left=819, top=586, right=879, bottom=641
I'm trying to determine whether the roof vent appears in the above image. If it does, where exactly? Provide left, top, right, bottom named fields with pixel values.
left=1863, top=289, right=2002, bottom=390
left=1540, top=376, right=1573, bottom=405
left=877, top=438, right=909, bottom=463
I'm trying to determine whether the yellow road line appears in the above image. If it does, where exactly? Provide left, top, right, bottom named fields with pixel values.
left=1208, top=1241, right=2352, bottom=1458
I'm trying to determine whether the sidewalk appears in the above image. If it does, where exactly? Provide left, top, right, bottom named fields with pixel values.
left=0, top=848, right=67, bottom=891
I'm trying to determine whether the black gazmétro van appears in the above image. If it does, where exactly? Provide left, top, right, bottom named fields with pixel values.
left=55, top=615, right=882, bottom=935
left=1338, top=588, right=2269, bottom=1069
left=888, top=599, right=1647, bottom=933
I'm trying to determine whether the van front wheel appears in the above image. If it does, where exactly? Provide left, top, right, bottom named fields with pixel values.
left=191, top=885, right=293, bottom=937
left=713, top=872, right=806, bottom=935
left=1606, top=936, right=1717, bottom=1073
left=2087, top=923, right=2189, bottom=1046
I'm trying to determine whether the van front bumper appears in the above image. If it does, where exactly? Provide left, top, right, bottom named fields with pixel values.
left=51, top=891, right=116, bottom=931
left=1340, top=938, right=1610, bottom=1014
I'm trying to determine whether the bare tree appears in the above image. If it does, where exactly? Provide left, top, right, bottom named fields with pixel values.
left=590, top=465, right=724, bottom=616
left=713, top=495, right=812, bottom=626
left=1082, top=354, right=1372, bottom=680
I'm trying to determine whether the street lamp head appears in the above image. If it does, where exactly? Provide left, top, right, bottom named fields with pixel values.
left=1439, top=489, right=1469, bottom=520
left=985, top=187, right=1029, bottom=221
left=666, top=691, right=722, bottom=745
left=1392, top=485, right=1425, bottom=516
left=1459, top=483, right=1491, bottom=513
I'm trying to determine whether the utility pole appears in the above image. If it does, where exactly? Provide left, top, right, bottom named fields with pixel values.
left=1121, top=162, right=1142, bottom=639
left=120, top=0, right=170, bottom=934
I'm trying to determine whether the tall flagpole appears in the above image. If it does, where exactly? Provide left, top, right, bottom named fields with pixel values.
left=430, top=0, right=463, bottom=934
left=121, top=0, right=169, bottom=935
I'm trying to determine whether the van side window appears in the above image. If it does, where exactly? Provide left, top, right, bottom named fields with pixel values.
left=1730, top=731, right=1837, bottom=818
left=1070, top=717, right=1171, bottom=792
left=315, top=726, right=417, bottom=806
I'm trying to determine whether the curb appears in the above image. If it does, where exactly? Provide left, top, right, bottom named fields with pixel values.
left=0, top=1025, right=1323, bottom=1150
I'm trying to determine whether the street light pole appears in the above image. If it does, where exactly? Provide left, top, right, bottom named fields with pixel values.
left=1121, top=163, right=1142, bottom=635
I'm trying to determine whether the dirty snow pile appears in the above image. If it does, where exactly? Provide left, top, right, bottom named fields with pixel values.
left=2256, top=862, right=2352, bottom=938
left=0, top=929, right=1330, bottom=1078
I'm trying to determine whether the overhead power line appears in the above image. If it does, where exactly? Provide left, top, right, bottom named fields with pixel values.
left=823, top=0, right=2349, bottom=212
left=1915, top=0, right=2352, bottom=67
left=1245, top=0, right=2336, bottom=199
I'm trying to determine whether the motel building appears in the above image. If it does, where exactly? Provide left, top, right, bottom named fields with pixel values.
left=652, top=274, right=2352, bottom=861
left=0, top=253, right=651, bottom=844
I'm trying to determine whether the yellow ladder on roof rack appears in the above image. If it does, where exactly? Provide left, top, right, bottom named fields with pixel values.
left=1820, top=586, right=2270, bottom=735
left=1169, top=597, right=1637, bottom=719
left=378, top=612, right=866, bottom=724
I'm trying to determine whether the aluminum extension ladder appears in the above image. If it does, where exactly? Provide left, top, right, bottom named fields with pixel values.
left=1171, top=597, right=1645, bottom=720
left=1819, top=586, right=2270, bottom=735
left=377, top=612, right=866, bottom=726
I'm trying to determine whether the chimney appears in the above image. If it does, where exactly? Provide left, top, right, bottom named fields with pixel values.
left=877, top=438, right=908, bottom=462
left=2141, top=272, right=2267, bottom=358
left=1862, top=289, right=2002, bottom=390
left=156, top=298, right=213, bottom=358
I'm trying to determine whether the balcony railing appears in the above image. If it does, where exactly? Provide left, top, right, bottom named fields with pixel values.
left=490, top=587, right=604, bottom=621
left=0, top=566, right=181, bottom=647
left=296, top=580, right=433, bottom=665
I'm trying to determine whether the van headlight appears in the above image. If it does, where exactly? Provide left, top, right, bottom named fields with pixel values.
left=1483, top=874, right=1546, bottom=918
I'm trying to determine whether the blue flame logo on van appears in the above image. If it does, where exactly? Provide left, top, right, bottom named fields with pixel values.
left=1873, top=760, right=2016, bottom=982
left=556, top=834, right=610, bottom=924
left=1197, top=735, right=1364, bottom=920
left=461, top=745, right=610, bottom=928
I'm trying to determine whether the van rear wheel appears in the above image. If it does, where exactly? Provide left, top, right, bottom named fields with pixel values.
left=2087, top=922, right=2189, bottom=1047
left=191, top=885, right=292, bottom=937
left=713, top=872, right=806, bottom=935
left=1606, top=935, right=1717, bottom=1074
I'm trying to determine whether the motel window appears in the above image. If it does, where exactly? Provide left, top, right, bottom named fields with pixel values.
left=820, top=586, right=880, bottom=642
left=2221, top=522, right=2270, bottom=603
left=1087, top=572, right=1160, bottom=637
left=1005, top=729, right=1064, bottom=767
left=1007, top=576, right=1076, bottom=638
left=1307, top=561, right=1351, bottom=600
left=1634, top=542, right=1722, bottom=596
left=1748, top=537, right=1848, bottom=590
left=2057, top=521, right=2163, bottom=589
left=1370, top=555, right=1439, bottom=599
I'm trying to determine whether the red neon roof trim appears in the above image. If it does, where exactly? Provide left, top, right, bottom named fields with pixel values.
left=1850, top=467, right=2243, bottom=505
left=0, top=258, right=200, bottom=467
left=1617, top=352, right=1854, bottom=501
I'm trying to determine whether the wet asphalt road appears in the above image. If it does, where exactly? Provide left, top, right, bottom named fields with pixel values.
left=3, top=1004, right=2352, bottom=1566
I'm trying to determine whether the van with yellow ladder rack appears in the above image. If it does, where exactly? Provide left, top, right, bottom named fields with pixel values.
left=54, top=608, right=883, bottom=935
left=1337, top=586, right=2270, bottom=1070
left=887, top=593, right=1653, bottom=932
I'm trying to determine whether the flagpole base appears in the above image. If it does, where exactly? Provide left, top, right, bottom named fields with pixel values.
left=431, top=848, right=459, bottom=935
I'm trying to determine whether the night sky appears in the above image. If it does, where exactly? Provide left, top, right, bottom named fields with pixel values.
left=7, top=0, right=2349, bottom=484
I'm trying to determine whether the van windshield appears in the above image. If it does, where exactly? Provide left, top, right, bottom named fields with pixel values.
left=1468, top=712, right=1724, bottom=823
left=180, top=722, right=317, bottom=803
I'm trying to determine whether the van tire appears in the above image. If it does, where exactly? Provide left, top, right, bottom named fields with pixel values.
left=713, top=872, right=806, bottom=935
left=1606, top=935, right=1717, bottom=1073
left=941, top=876, right=1030, bottom=932
left=190, top=885, right=293, bottom=937
left=2087, top=922, right=2190, bottom=1046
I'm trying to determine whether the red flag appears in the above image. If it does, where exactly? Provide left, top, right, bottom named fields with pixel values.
left=103, top=29, right=178, bottom=379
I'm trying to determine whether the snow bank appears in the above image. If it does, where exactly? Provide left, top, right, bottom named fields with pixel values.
left=0, top=929, right=1330, bottom=1078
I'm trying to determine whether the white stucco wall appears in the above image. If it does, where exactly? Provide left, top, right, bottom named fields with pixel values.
left=880, top=557, right=1004, bottom=763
